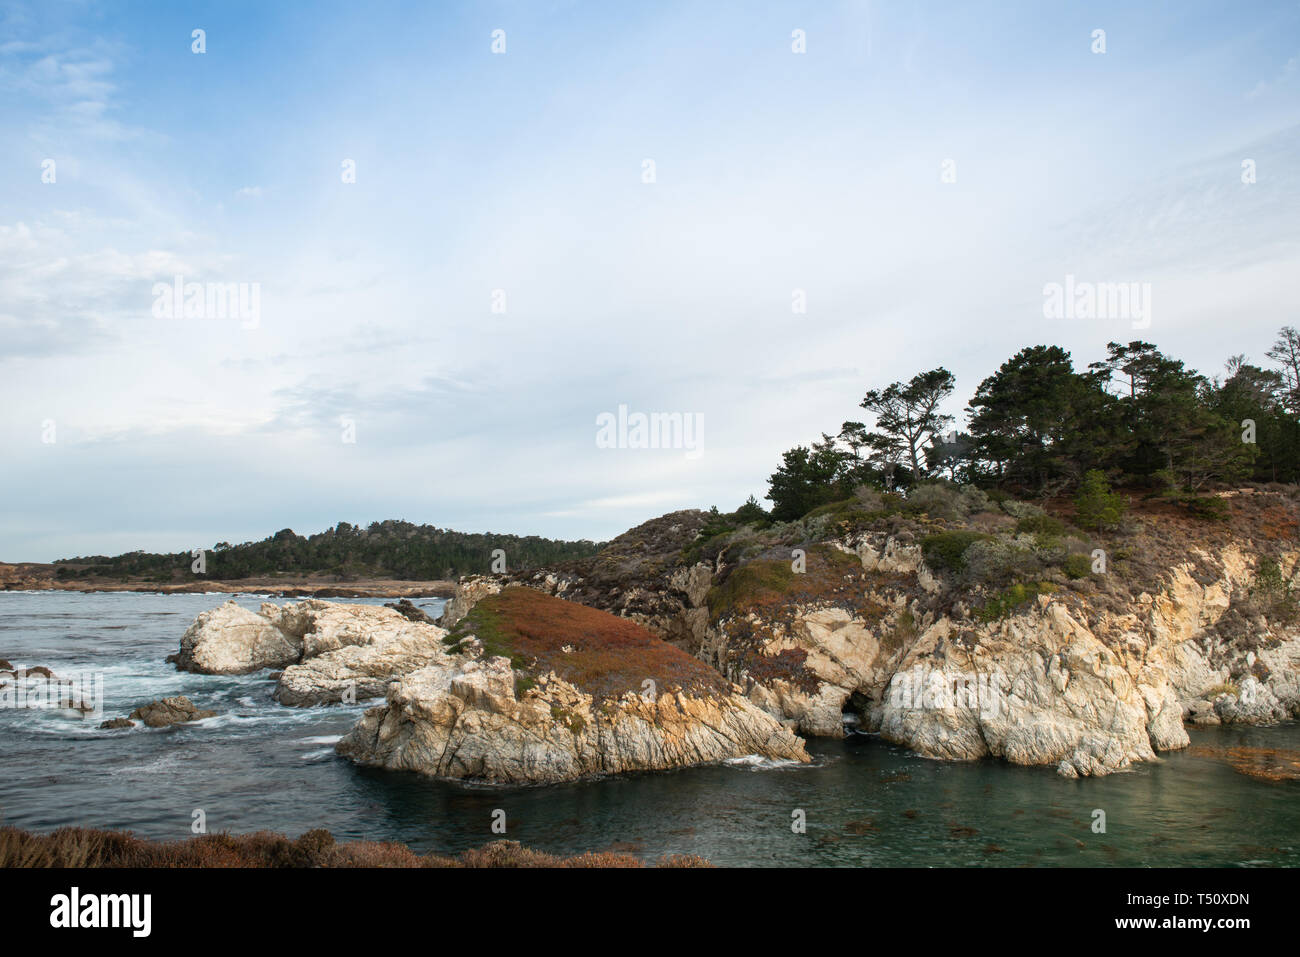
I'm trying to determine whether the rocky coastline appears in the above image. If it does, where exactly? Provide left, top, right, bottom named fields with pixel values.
left=430, top=489, right=1300, bottom=778
left=101, top=486, right=1300, bottom=784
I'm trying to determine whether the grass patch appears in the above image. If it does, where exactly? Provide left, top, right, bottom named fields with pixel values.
left=705, top=545, right=864, bottom=622
left=975, top=581, right=1057, bottom=622
left=449, top=588, right=729, bottom=699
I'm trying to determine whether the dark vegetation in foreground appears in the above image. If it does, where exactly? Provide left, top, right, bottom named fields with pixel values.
left=52, top=520, right=603, bottom=584
left=0, top=826, right=709, bottom=868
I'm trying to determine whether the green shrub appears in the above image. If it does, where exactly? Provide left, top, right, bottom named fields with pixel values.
left=976, top=582, right=1057, bottom=621
left=733, top=496, right=769, bottom=525
left=1186, top=495, right=1229, bottom=522
left=1253, top=557, right=1297, bottom=622
left=962, top=538, right=1045, bottom=586
left=1063, top=553, right=1094, bottom=580
left=1000, top=499, right=1045, bottom=520
left=852, top=485, right=888, bottom=512
left=905, top=481, right=991, bottom=522
left=921, top=531, right=992, bottom=573
left=1075, top=470, right=1127, bottom=531
left=1015, top=513, right=1066, bottom=538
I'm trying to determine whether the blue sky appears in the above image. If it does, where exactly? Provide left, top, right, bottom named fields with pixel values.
left=2, top=1, right=1299, bottom=562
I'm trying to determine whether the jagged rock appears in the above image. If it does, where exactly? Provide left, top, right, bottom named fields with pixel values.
left=339, top=588, right=808, bottom=783
left=1213, top=678, right=1288, bottom=724
left=274, top=627, right=456, bottom=706
left=338, top=658, right=807, bottom=784
left=174, top=600, right=302, bottom=674
left=171, top=599, right=452, bottom=710
left=381, top=501, right=1300, bottom=777
left=258, top=599, right=407, bottom=659
left=1184, top=698, right=1220, bottom=725
left=877, top=605, right=1185, bottom=776
left=384, top=598, right=437, bottom=625
left=127, top=696, right=217, bottom=728
left=436, top=577, right=502, bottom=628
left=0, top=658, right=12, bottom=671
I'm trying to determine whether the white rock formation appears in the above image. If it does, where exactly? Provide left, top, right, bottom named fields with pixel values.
left=173, top=598, right=453, bottom=706
left=175, top=601, right=303, bottom=674
left=337, top=657, right=809, bottom=784
left=274, top=628, right=456, bottom=706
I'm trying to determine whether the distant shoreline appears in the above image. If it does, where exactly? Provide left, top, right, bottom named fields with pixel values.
left=0, top=572, right=455, bottom=600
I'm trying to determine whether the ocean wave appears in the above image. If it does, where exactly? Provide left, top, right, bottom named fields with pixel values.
left=723, top=754, right=809, bottom=771
left=295, top=735, right=343, bottom=745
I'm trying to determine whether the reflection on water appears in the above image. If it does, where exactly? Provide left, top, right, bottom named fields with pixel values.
left=1, top=591, right=1296, bottom=866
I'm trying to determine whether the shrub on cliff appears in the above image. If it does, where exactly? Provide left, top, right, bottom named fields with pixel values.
left=920, top=531, right=991, bottom=573
left=905, top=481, right=990, bottom=522
left=961, top=538, right=1048, bottom=587
left=1074, top=470, right=1127, bottom=532
left=975, top=581, right=1057, bottom=621
left=1253, top=557, right=1298, bottom=624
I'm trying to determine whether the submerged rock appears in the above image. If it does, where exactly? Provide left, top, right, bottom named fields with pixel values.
left=98, top=717, right=135, bottom=730
left=339, top=588, right=808, bottom=784
left=126, top=696, right=217, bottom=728
left=1189, top=745, right=1300, bottom=782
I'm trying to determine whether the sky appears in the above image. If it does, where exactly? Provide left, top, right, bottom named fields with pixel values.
left=1, top=0, right=1298, bottom=562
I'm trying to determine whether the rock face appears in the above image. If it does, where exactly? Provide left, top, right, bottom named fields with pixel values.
left=437, top=495, right=1300, bottom=777
left=274, top=629, right=455, bottom=706
left=339, top=587, right=808, bottom=784
left=175, top=601, right=301, bottom=674
left=877, top=601, right=1185, bottom=778
left=127, top=696, right=217, bottom=728
left=171, top=599, right=455, bottom=707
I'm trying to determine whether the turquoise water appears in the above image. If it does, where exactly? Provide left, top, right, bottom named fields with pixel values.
left=1, top=591, right=1296, bottom=866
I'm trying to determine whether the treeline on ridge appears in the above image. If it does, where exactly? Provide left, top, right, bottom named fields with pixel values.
left=54, top=520, right=603, bottom=582
left=762, top=329, right=1300, bottom=522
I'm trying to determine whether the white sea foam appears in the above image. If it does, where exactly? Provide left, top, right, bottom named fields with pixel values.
left=724, top=754, right=807, bottom=771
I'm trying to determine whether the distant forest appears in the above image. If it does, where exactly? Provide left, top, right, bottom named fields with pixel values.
left=54, top=520, right=603, bottom=582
